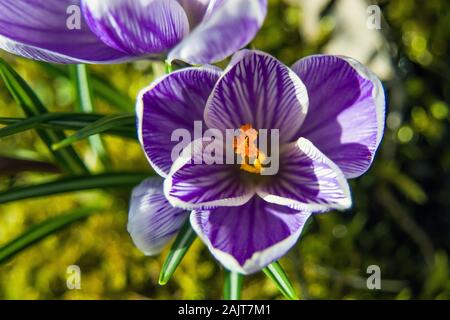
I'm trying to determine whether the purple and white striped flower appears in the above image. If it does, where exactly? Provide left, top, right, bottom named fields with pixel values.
left=0, top=0, right=267, bottom=64
left=129, top=50, right=385, bottom=274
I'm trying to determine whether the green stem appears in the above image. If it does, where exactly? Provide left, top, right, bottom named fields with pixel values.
left=165, top=60, right=173, bottom=74
left=224, top=270, right=243, bottom=300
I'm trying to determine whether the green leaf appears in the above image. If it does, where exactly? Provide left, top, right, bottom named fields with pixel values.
left=0, top=58, right=88, bottom=175
left=0, top=113, right=136, bottom=139
left=0, top=113, right=89, bottom=138
left=91, top=75, right=134, bottom=112
left=0, top=207, right=99, bottom=264
left=380, top=163, right=428, bottom=205
left=223, top=271, right=243, bottom=300
left=263, top=261, right=299, bottom=300
left=52, top=114, right=135, bottom=150
left=71, top=64, right=109, bottom=169
left=0, top=172, right=148, bottom=205
left=0, top=113, right=104, bottom=126
left=39, top=62, right=133, bottom=112
left=159, top=220, right=197, bottom=285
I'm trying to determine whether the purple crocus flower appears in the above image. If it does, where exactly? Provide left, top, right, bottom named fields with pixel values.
left=128, top=50, right=385, bottom=274
left=0, top=0, right=267, bottom=64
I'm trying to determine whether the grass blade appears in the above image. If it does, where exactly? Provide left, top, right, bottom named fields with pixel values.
left=0, top=207, right=99, bottom=264
left=263, top=261, right=299, bottom=300
left=223, top=271, right=243, bottom=300
left=0, top=58, right=88, bottom=174
left=159, top=220, right=197, bottom=285
left=52, top=114, right=136, bottom=150
left=39, top=62, right=133, bottom=112
left=71, top=64, right=109, bottom=169
left=0, top=113, right=136, bottom=139
left=0, top=172, right=148, bottom=205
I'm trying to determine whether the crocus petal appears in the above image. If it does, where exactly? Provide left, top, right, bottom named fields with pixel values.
left=82, top=0, right=189, bottom=55
left=177, top=0, right=210, bottom=27
left=127, top=177, right=188, bottom=256
left=204, top=50, right=308, bottom=143
left=137, top=66, right=221, bottom=177
left=164, top=138, right=255, bottom=210
left=0, top=0, right=130, bottom=63
left=190, top=196, right=311, bottom=274
left=168, top=0, right=267, bottom=64
left=257, top=137, right=352, bottom=212
left=292, top=55, right=385, bottom=178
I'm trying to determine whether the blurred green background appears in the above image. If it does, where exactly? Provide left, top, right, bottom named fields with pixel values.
left=0, top=0, right=449, bottom=299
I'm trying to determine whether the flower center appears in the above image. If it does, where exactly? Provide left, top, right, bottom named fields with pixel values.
left=233, top=124, right=266, bottom=175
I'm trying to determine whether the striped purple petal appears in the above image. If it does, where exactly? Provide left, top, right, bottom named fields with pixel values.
left=292, top=55, right=385, bottom=179
left=168, top=0, right=267, bottom=64
left=204, top=50, right=308, bottom=143
left=137, top=66, right=221, bottom=177
left=82, top=0, right=189, bottom=55
left=164, top=138, right=255, bottom=210
left=202, top=0, right=225, bottom=16
left=127, top=177, right=189, bottom=256
left=257, top=137, right=352, bottom=212
left=190, top=196, right=311, bottom=274
left=0, top=0, right=130, bottom=63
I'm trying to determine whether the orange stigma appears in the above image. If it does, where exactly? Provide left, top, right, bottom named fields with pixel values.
left=233, top=124, right=266, bottom=174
